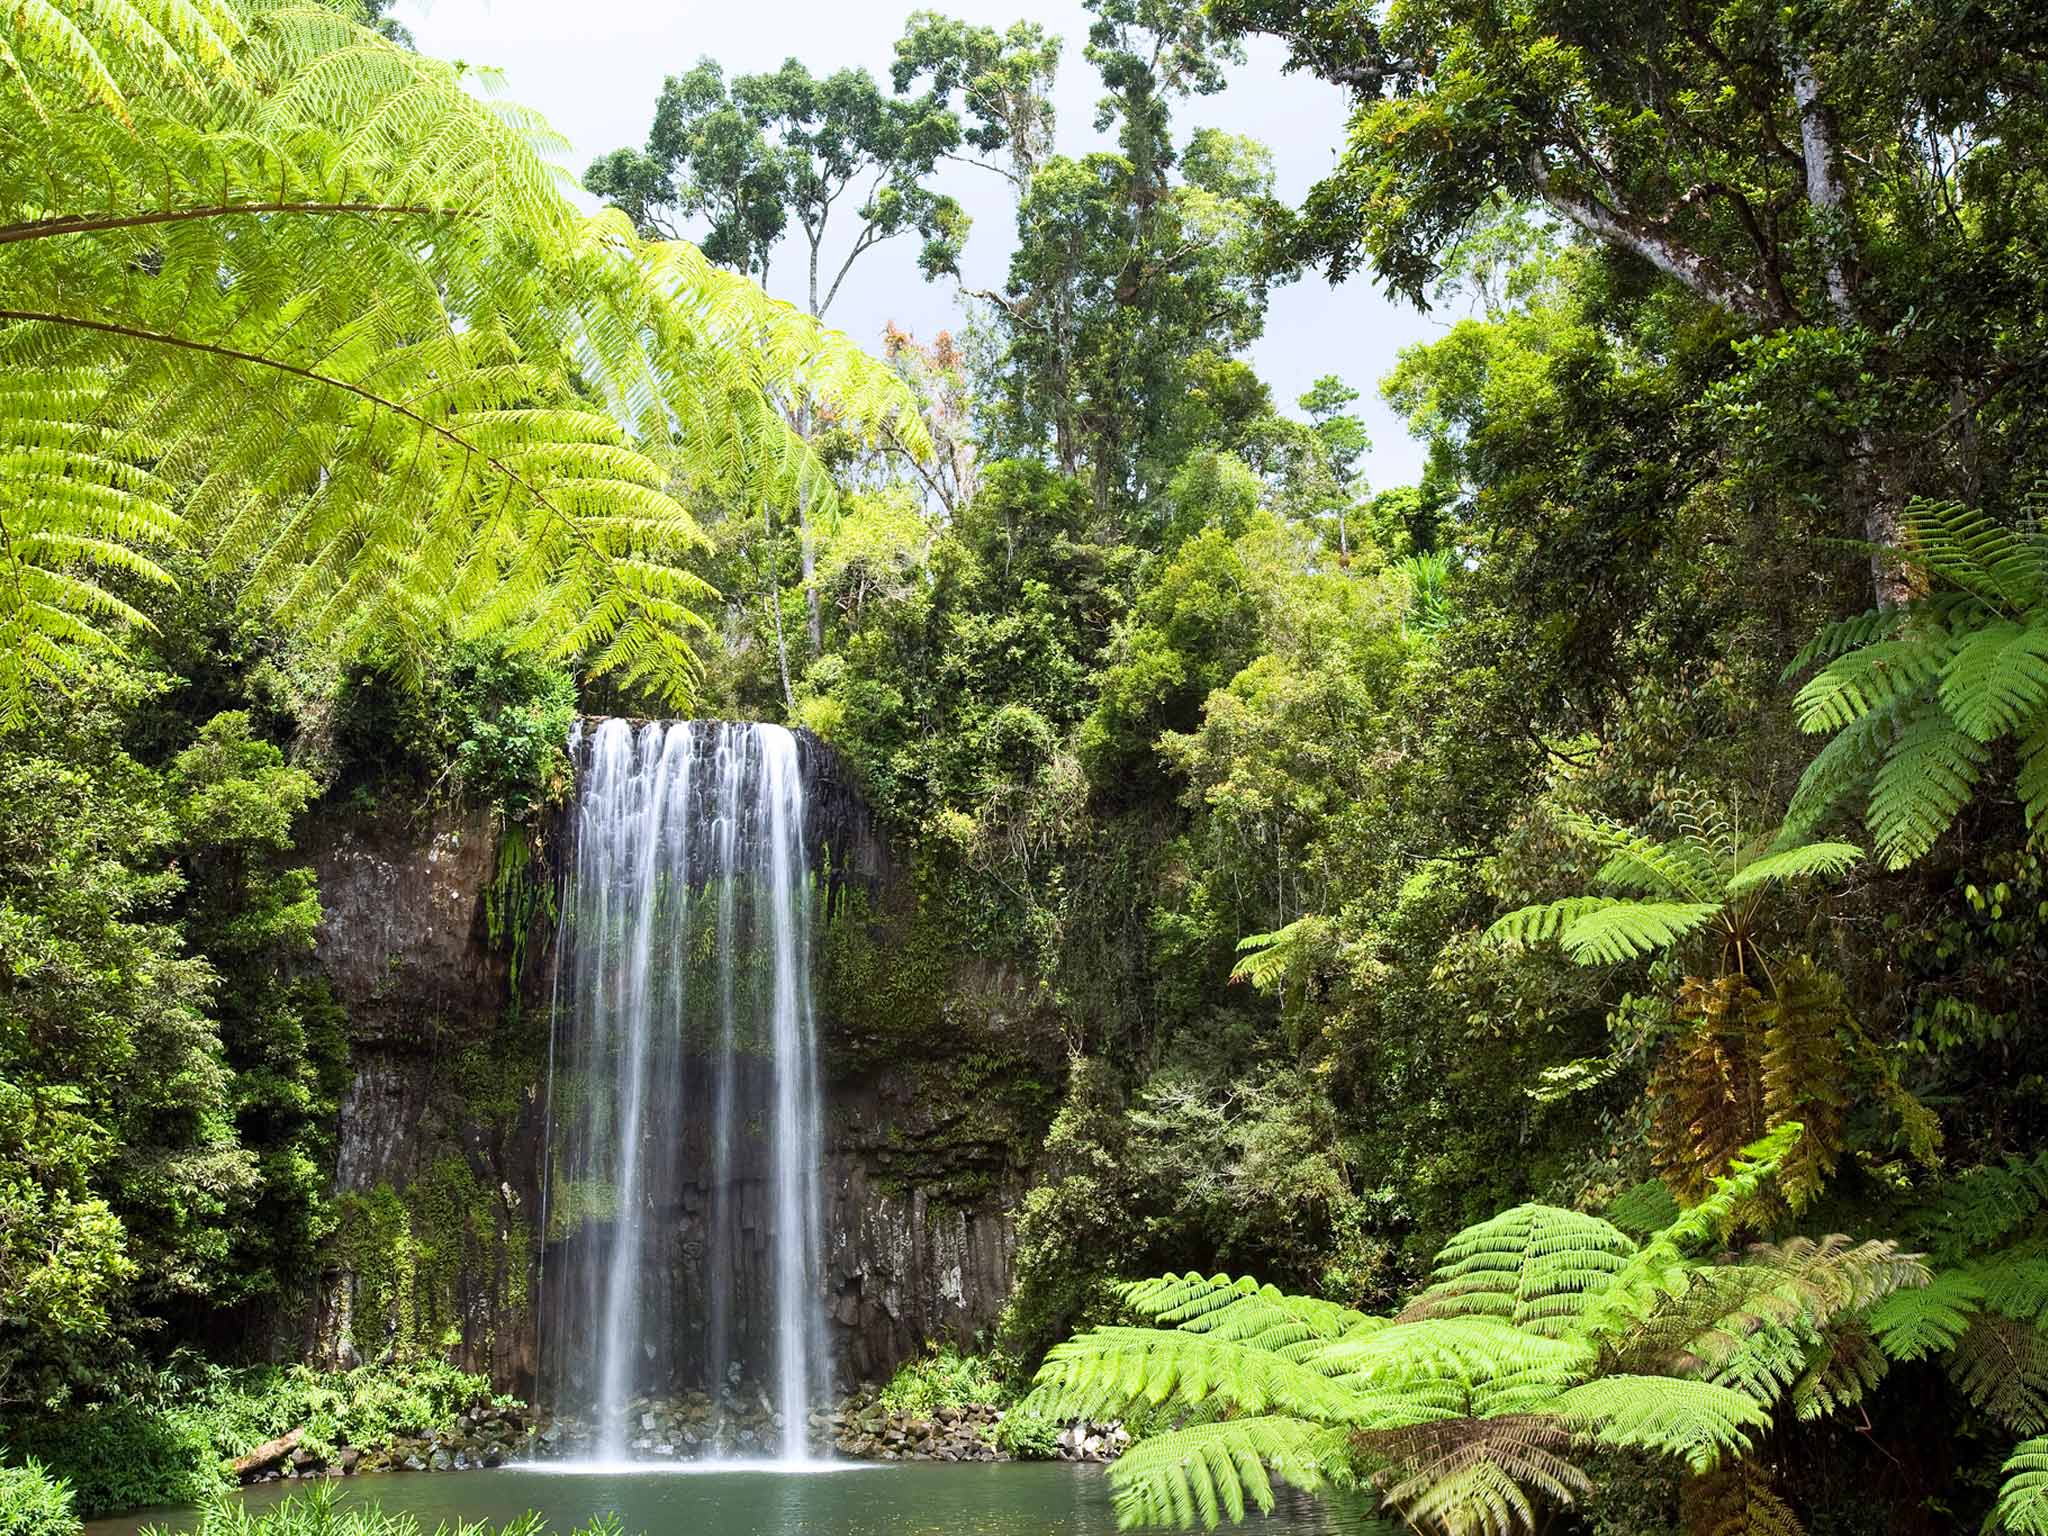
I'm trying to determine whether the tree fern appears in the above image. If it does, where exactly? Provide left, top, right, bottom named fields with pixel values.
left=1488, top=798, right=1859, bottom=976
left=1031, top=1127, right=1905, bottom=1535
left=1788, top=488, right=2048, bottom=866
left=0, top=0, right=925, bottom=724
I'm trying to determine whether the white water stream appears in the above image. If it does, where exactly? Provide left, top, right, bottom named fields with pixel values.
left=548, top=719, right=829, bottom=1464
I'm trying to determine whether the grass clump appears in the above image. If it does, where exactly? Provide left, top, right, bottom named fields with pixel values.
left=145, top=1484, right=623, bottom=1536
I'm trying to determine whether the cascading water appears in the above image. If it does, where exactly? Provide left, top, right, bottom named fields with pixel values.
left=542, top=718, right=830, bottom=1464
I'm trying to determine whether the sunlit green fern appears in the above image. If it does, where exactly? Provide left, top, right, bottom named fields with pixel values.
left=1486, top=794, right=1858, bottom=974
left=1021, top=1127, right=1918, bottom=1535
left=0, top=0, right=926, bottom=724
left=1787, top=486, right=2048, bottom=868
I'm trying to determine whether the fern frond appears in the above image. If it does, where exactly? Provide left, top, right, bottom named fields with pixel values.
left=1549, top=1375, right=1768, bottom=1471
left=1123, top=1273, right=1384, bottom=1358
left=1990, top=1436, right=2048, bottom=1536
left=1724, top=842, right=1862, bottom=897
left=1786, top=605, right=1905, bottom=677
left=1865, top=714, right=1989, bottom=867
left=1485, top=897, right=1625, bottom=949
left=1918, top=1155, right=2048, bottom=1265
left=1560, top=813, right=1721, bottom=902
left=1756, top=959, right=1852, bottom=1211
left=1953, top=1312, right=2048, bottom=1435
left=1103, top=1416, right=1346, bottom=1531
left=1229, top=916, right=1332, bottom=992
left=1406, top=1206, right=1637, bottom=1338
left=1652, top=976, right=1767, bottom=1206
left=1792, top=637, right=1951, bottom=733
left=0, top=0, right=925, bottom=718
left=1031, top=1327, right=1387, bottom=1426
left=1897, top=496, right=2043, bottom=611
left=1940, top=620, right=2048, bottom=743
left=1868, top=1267, right=1987, bottom=1359
left=1361, top=1415, right=1590, bottom=1536
left=1787, top=1317, right=1888, bottom=1421
left=1605, top=1181, right=1682, bottom=1237
left=1310, top=1318, right=1594, bottom=1417
left=1783, top=703, right=1902, bottom=839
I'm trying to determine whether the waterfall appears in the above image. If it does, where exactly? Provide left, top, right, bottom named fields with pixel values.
left=545, top=718, right=830, bottom=1464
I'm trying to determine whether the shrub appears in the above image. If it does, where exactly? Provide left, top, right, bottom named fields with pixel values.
left=0, top=1459, right=80, bottom=1536
left=874, top=1345, right=1011, bottom=1418
left=8, top=1403, right=225, bottom=1517
left=993, top=1413, right=1061, bottom=1461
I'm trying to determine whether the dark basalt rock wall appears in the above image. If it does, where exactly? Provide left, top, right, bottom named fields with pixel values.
left=306, top=729, right=1056, bottom=1396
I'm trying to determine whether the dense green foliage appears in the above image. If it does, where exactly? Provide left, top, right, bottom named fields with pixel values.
left=1019, top=1129, right=1935, bottom=1532
left=11, top=0, right=2048, bottom=1531
left=9, top=1360, right=498, bottom=1518
left=876, top=1345, right=1013, bottom=1418
left=0, top=1459, right=78, bottom=1536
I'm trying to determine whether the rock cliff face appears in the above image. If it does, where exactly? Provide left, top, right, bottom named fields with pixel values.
left=306, top=732, right=1057, bottom=1397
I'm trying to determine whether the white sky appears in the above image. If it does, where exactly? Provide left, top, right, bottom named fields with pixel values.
left=395, top=0, right=1445, bottom=488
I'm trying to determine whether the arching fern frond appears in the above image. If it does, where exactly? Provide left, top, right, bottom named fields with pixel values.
left=1122, top=1275, right=1385, bottom=1360
left=1991, top=1436, right=2048, bottom=1536
left=1867, top=716, right=1989, bottom=869
left=1549, top=1375, right=1768, bottom=1471
left=1559, top=813, right=1721, bottom=902
left=0, top=0, right=924, bottom=722
left=1557, top=901, right=1727, bottom=965
left=1724, top=842, right=1864, bottom=897
left=1405, top=1206, right=1637, bottom=1338
left=1104, top=1417, right=1353, bottom=1532
left=1868, top=1267, right=1988, bottom=1360
left=1031, top=1327, right=1386, bottom=1426
left=1789, top=487, right=2048, bottom=869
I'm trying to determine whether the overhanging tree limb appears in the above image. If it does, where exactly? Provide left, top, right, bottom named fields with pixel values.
left=1524, top=152, right=1784, bottom=326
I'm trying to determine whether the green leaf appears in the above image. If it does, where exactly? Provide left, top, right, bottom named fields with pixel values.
left=1555, top=901, right=1724, bottom=965
left=1724, top=841, right=1862, bottom=896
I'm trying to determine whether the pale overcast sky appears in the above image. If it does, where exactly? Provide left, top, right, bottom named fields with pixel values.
left=394, top=0, right=1444, bottom=488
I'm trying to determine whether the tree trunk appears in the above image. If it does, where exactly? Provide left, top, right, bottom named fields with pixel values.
left=232, top=1427, right=304, bottom=1480
left=799, top=474, right=823, bottom=655
left=764, top=504, right=798, bottom=712
left=1789, top=48, right=1911, bottom=608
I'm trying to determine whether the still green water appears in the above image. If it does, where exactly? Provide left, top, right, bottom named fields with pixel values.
left=86, top=1462, right=1390, bottom=1536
